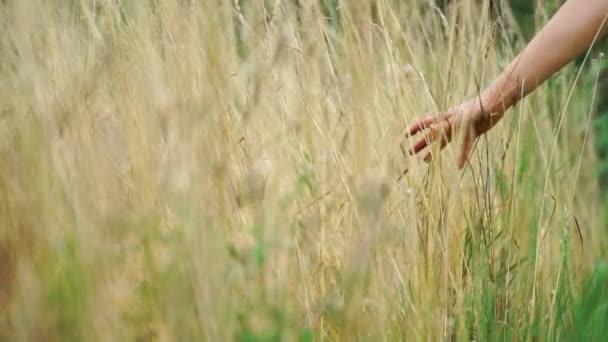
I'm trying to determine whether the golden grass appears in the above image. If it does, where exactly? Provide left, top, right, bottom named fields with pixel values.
left=0, top=0, right=604, bottom=340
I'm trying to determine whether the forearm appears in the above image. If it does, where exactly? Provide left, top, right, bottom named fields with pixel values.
left=478, top=0, right=608, bottom=114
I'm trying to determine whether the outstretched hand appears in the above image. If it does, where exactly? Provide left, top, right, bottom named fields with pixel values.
left=402, top=100, right=505, bottom=169
left=401, top=0, right=608, bottom=169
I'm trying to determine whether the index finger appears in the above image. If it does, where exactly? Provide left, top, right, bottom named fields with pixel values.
left=405, top=116, right=436, bottom=137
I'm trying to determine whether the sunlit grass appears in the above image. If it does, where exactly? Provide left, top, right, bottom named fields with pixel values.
left=0, top=1, right=606, bottom=340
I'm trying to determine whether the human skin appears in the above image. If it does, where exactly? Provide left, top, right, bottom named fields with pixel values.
left=404, top=0, right=608, bottom=169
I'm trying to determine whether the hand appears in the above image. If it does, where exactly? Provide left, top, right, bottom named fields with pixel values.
left=402, top=100, right=505, bottom=169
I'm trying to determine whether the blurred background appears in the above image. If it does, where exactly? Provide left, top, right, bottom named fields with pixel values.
left=1, top=0, right=607, bottom=341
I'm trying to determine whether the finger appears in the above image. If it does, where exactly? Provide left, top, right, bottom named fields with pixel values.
left=423, top=136, right=450, bottom=163
left=457, top=129, right=475, bottom=169
left=423, top=152, right=433, bottom=163
left=405, top=117, right=436, bottom=137
left=422, top=118, right=453, bottom=162
left=410, top=136, right=432, bottom=155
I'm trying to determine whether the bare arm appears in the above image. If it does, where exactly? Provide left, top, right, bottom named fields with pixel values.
left=481, top=0, right=608, bottom=114
left=405, top=0, right=608, bottom=169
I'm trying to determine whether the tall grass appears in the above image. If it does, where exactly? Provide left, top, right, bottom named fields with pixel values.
left=0, top=0, right=606, bottom=340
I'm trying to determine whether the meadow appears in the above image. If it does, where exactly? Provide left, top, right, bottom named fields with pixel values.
left=1, top=0, right=607, bottom=340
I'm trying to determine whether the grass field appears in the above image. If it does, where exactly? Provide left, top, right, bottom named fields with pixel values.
left=1, top=1, right=607, bottom=340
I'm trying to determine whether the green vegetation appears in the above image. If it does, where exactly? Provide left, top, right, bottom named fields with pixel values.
left=0, top=0, right=606, bottom=340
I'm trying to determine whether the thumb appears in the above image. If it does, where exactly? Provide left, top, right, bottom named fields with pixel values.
left=457, top=128, right=475, bottom=169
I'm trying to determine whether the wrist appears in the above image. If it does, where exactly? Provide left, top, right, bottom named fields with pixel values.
left=481, top=75, right=525, bottom=114
left=464, top=90, right=514, bottom=116
left=450, top=83, right=519, bottom=117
